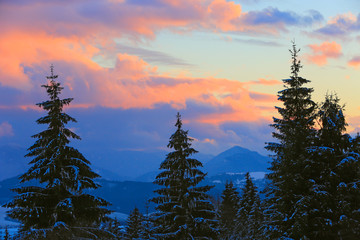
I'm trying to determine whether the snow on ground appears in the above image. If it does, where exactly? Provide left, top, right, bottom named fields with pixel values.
left=109, top=211, right=128, bottom=223
left=0, top=207, right=129, bottom=237
left=0, top=227, right=18, bottom=238
left=249, top=172, right=266, bottom=180
left=0, top=207, right=19, bottom=227
left=0, top=207, right=19, bottom=238
left=225, top=171, right=266, bottom=180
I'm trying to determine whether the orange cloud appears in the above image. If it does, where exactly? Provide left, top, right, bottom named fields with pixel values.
left=1, top=0, right=289, bottom=126
left=0, top=0, right=323, bottom=42
left=348, top=56, right=360, bottom=68
left=306, top=41, right=342, bottom=66
left=0, top=32, right=101, bottom=90
left=0, top=31, right=276, bottom=125
left=207, top=0, right=242, bottom=32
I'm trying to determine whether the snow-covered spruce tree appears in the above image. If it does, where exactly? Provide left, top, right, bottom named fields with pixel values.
left=307, top=94, right=360, bottom=238
left=125, top=207, right=144, bottom=240
left=4, top=66, right=111, bottom=239
left=140, top=201, right=157, bottom=240
left=237, top=172, right=263, bottom=240
left=152, top=113, right=218, bottom=239
left=102, top=217, right=124, bottom=239
left=218, top=181, right=240, bottom=239
left=264, top=42, right=316, bottom=239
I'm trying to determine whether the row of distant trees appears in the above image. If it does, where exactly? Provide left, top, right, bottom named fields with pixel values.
left=3, top=42, right=360, bottom=239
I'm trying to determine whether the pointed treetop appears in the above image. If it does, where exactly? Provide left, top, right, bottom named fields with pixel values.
left=46, top=64, right=58, bottom=80
left=289, top=40, right=302, bottom=79
left=175, top=112, right=182, bottom=129
left=42, top=65, right=64, bottom=102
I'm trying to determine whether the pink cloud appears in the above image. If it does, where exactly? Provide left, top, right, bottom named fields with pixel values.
left=0, top=0, right=323, bottom=40
left=1, top=0, right=297, bottom=126
left=348, top=56, right=360, bottom=68
left=306, top=41, right=342, bottom=66
left=0, top=122, right=14, bottom=137
left=0, top=31, right=277, bottom=125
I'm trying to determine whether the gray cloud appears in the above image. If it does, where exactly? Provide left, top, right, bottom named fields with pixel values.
left=115, top=44, right=194, bottom=67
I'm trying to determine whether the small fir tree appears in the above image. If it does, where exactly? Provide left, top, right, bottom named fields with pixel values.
left=265, top=42, right=316, bottom=239
left=4, top=66, right=110, bottom=239
left=237, top=172, right=263, bottom=239
left=152, top=113, right=218, bottom=239
left=140, top=201, right=156, bottom=240
left=218, top=181, right=240, bottom=239
left=126, top=207, right=144, bottom=240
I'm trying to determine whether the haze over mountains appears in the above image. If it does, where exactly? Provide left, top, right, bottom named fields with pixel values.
left=0, top=145, right=269, bottom=182
left=0, top=144, right=270, bottom=214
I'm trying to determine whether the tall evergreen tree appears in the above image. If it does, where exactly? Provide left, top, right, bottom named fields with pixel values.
left=4, top=66, right=110, bottom=239
left=237, top=172, right=263, bottom=240
left=218, top=181, right=240, bottom=239
left=307, top=94, right=360, bottom=238
left=152, top=113, right=218, bottom=239
left=265, top=42, right=316, bottom=238
left=126, top=207, right=144, bottom=240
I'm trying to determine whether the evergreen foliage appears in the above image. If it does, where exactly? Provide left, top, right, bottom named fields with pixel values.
left=152, top=113, right=218, bottom=239
left=140, top=201, right=157, bottom=240
left=4, top=66, right=110, bottom=239
left=126, top=207, right=144, bottom=240
left=218, top=181, right=240, bottom=239
left=237, top=172, right=263, bottom=239
left=101, top=217, right=124, bottom=239
left=307, top=94, right=360, bottom=238
left=265, top=42, right=317, bottom=238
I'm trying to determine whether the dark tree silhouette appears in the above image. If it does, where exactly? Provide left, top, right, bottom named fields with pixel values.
left=218, top=181, right=240, bottom=239
left=151, top=113, right=218, bottom=239
left=307, top=94, right=360, bottom=238
left=237, top=172, right=263, bottom=239
left=5, top=66, right=110, bottom=239
left=126, top=207, right=144, bottom=240
left=265, top=42, right=316, bottom=238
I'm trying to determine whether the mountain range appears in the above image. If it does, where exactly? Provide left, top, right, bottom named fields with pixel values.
left=0, top=144, right=270, bottom=214
left=0, top=144, right=269, bottom=181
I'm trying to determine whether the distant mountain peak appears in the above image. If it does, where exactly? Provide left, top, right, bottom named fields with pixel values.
left=222, top=145, right=259, bottom=155
left=204, top=146, right=270, bottom=176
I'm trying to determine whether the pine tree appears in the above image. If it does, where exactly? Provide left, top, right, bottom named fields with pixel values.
left=126, top=207, right=144, bottom=240
left=218, top=181, right=240, bottom=239
left=152, top=113, right=218, bottom=239
left=4, top=66, right=110, bottom=239
left=265, top=42, right=316, bottom=239
left=307, top=94, right=360, bottom=238
left=237, top=172, right=263, bottom=240
left=102, top=217, right=124, bottom=239
left=140, top=201, right=156, bottom=240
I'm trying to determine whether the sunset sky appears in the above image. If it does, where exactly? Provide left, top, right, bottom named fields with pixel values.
left=0, top=0, right=359, bottom=157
